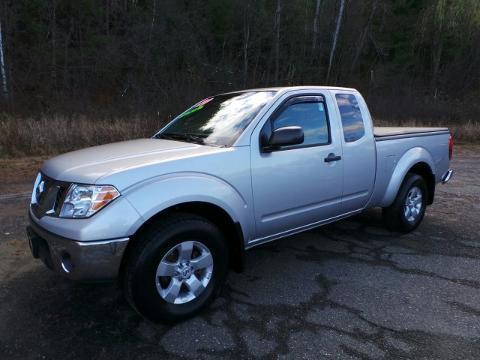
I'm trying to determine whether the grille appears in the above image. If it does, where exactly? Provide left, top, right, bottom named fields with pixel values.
left=31, top=173, right=69, bottom=218
left=53, top=185, right=67, bottom=214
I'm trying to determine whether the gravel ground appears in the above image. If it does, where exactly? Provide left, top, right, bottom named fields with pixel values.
left=0, top=146, right=479, bottom=359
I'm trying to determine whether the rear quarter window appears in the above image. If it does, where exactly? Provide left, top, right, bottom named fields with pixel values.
left=335, top=94, right=365, bottom=142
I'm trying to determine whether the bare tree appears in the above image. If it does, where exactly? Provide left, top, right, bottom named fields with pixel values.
left=144, top=0, right=157, bottom=73
left=63, top=17, right=74, bottom=91
left=106, top=0, right=111, bottom=36
left=50, top=0, right=57, bottom=94
left=312, top=0, right=321, bottom=55
left=431, top=0, right=446, bottom=98
left=274, top=0, right=281, bottom=83
left=350, top=0, right=378, bottom=72
left=0, top=19, right=8, bottom=98
left=326, top=0, right=345, bottom=83
left=148, top=0, right=157, bottom=44
left=243, top=1, right=251, bottom=87
left=302, top=0, right=308, bottom=58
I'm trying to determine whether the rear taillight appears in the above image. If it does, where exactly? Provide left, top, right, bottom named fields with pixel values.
left=448, top=134, right=454, bottom=160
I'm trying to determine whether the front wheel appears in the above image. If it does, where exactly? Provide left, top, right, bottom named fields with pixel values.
left=383, top=173, right=428, bottom=233
left=122, top=213, right=228, bottom=323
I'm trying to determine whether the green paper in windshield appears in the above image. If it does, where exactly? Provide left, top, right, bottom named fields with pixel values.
left=177, top=97, right=214, bottom=119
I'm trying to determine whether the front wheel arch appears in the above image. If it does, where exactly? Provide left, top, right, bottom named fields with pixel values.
left=120, top=201, right=245, bottom=279
left=122, top=212, right=229, bottom=322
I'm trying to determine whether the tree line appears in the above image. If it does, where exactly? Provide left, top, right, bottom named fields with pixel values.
left=0, top=0, right=479, bottom=123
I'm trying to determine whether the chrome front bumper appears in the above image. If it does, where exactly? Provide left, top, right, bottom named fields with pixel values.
left=441, top=169, right=454, bottom=184
left=27, top=215, right=129, bottom=281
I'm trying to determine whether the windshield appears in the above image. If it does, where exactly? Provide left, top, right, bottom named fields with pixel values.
left=155, top=91, right=276, bottom=147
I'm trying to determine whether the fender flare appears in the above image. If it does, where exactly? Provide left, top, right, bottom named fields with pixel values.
left=122, top=172, right=251, bottom=242
left=380, top=147, right=436, bottom=207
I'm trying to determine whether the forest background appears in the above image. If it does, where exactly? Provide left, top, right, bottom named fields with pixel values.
left=0, top=0, right=479, bottom=156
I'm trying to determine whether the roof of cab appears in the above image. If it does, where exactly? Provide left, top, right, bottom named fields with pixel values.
left=221, top=85, right=357, bottom=95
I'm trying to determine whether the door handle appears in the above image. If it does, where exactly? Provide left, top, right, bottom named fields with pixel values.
left=324, top=153, right=342, bottom=163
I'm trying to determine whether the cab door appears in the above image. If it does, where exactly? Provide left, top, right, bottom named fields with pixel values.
left=332, top=91, right=376, bottom=212
left=250, top=92, right=344, bottom=240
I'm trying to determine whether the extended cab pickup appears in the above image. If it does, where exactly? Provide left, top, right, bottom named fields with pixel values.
left=27, top=86, right=453, bottom=322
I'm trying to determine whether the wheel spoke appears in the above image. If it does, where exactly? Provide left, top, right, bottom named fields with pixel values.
left=185, top=275, right=205, bottom=297
left=156, top=261, right=177, bottom=277
left=403, top=185, right=424, bottom=222
left=190, top=252, right=213, bottom=270
left=156, top=240, right=214, bottom=304
left=178, top=241, right=194, bottom=261
left=162, top=278, right=182, bottom=303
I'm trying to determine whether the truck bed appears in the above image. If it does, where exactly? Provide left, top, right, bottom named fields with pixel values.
left=374, top=127, right=449, bottom=141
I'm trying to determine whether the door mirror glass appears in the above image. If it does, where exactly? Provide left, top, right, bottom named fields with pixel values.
left=262, top=126, right=304, bottom=151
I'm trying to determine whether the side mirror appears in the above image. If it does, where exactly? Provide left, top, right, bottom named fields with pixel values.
left=262, top=126, right=304, bottom=152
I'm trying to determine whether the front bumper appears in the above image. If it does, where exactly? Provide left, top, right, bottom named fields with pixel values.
left=27, top=215, right=129, bottom=281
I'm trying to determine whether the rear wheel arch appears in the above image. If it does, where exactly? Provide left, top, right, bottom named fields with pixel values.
left=381, top=148, right=436, bottom=207
left=383, top=173, right=428, bottom=233
left=407, top=162, right=435, bottom=204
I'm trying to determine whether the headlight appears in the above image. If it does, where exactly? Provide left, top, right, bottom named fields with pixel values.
left=59, top=184, right=120, bottom=218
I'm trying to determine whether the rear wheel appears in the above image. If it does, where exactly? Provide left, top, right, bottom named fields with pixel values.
left=383, top=173, right=427, bottom=233
left=123, top=213, right=228, bottom=323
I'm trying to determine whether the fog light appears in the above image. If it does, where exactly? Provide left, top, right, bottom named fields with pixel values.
left=61, top=252, right=73, bottom=273
left=28, top=237, right=36, bottom=257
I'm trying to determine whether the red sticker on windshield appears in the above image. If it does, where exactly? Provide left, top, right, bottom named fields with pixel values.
left=194, top=97, right=214, bottom=107
left=177, top=97, right=214, bottom=119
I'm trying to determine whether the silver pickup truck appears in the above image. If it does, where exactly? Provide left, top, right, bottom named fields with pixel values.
left=27, top=86, right=453, bottom=322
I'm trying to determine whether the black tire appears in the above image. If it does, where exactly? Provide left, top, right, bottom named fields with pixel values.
left=383, top=173, right=428, bottom=233
left=122, top=213, right=228, bottom=323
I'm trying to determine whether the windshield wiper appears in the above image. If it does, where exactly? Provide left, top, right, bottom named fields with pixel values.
left=157, top=132, right=226, bottom=147
left=157, top=133, right=207, bottom=145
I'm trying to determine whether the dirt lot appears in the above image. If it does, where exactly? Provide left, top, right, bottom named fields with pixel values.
left=0, top=146, right=479, bottom=359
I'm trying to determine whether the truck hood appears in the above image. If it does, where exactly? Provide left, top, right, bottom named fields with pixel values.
left=41, top=138, right=225, bottom=185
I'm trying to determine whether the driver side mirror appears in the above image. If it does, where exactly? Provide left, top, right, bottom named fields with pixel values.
left=261, top=126, right=304, bottom=152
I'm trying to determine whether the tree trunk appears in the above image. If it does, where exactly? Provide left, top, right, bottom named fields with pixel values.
left=144, top=0, right=156, bottom=73
left=50, top=0, right=57, bottom=95
left=0, top=20, right=8, bottom=98
left=274, top=0, right=281, bottom=84
left=149, top=0, right=156, bottom=44
left=431, top=0, right=446, bottom=98
left=302, top=0, right=308, bottom=59
left=243, top=2, right=250, bottom=88
left=78, top=16, right=86, bottom=96
left=326, top=0, right=345, bottom=83
left=350, top=0, right=378, bottom=72
left=106, top=0, right=110, bottom=36
left=311, top=0, right=321, bottom=55
left=63, top=18, right=74, bottom=92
